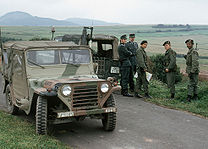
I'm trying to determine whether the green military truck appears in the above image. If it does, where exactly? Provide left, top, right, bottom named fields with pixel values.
left=54, top=27, right=120, bottom=80
left=1, top=41, right=120, bottom=135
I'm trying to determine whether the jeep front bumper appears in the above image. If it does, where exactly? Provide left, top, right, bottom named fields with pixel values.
left=57, top=107, right=117, bottom=118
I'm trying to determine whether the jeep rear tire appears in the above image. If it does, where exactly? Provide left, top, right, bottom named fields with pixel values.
left=5, top=84, right=19, bottom=115
left=36, top=96, right=48, bottom=135
left=102, top=94, right=116, bottom=131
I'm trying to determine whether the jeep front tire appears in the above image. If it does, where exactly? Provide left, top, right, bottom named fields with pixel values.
left=36, top=96, right=48, bottom=135
left=102, top=94, right=116, bottom=131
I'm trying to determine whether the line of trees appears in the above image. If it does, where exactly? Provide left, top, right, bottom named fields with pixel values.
left=176, top=54, right=208, bottom=60
left=1, top=37, right=22, bottom=43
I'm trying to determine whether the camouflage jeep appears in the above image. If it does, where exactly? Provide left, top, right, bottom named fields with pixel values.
left=1, top=41, right=120, bottom=135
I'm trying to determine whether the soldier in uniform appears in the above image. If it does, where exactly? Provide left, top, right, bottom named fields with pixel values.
left=163, top=41, right=177, bottom=99
left=184, top=39, right=199, bottom=102
left=118, top=35, right=133, bottom=97
left=135, top=40, right=152, bottom=98
left=125, top=34, right=138, bottom=92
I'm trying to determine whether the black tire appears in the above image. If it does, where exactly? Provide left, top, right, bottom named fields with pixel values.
left=5, top=85, right=19, bottom=115
left=102, top=94, right=116, bottom=131
left=36, top=96, right=48, bottom=135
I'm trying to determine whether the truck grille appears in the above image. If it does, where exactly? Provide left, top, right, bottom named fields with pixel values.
left=72, top=85, right=99, bottom=110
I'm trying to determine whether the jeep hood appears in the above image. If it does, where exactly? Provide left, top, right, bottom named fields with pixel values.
left=29, top=75, right=106, bottom=91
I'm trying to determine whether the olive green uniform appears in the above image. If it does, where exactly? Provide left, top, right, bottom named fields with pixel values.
left=126, top=41, right=138, bottom=90
left=135, top=46, right=148, bottom=94
left=118, top=43, right=132, bottom=94
left=185, top=48, right=199, bottom=96
left=164, top=48, right=177, bottom=94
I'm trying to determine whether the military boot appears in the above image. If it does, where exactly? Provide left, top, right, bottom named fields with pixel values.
left=144, top=93, right=152, bottom=99
left=134, top=93, right=143, bottom=98
left=193, top=94, right=198, bottom=100
left=187, top=95, right=192, bottom=102
left=123, top=90, right=133, bottom=97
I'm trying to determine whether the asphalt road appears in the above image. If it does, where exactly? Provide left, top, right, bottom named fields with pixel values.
left=0, top=75, right=208, bottom=149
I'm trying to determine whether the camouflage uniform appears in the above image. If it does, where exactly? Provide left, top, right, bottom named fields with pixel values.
left=135, top=46, right=148, bottom=94
left=164, top=48, right=177, bottom=95
left=185, top=47, right=199, bottom=96
left=118, top=43, right=132, bottom=95
left=126, top=41, right=138, bottom=91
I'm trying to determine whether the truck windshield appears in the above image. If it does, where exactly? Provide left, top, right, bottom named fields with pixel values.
left=27, top=49, right=91, bottom=65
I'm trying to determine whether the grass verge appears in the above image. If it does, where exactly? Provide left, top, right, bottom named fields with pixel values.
left=0, top=111, right=69, bottom=149
left=146, top=78, right=208, bottom=118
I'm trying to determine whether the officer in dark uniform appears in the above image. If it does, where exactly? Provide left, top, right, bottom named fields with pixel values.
left=125, top=34, right=138, bottom=92
left=118, top=35, right=133, bottom=97
left=184, top=39, right=199, bottom=102
left=163, top=41, right=177, bottom=99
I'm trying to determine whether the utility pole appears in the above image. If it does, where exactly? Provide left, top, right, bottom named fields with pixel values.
left=51, top=26, right=55, bottom=40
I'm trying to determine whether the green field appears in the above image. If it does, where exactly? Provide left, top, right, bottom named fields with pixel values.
left=1, top=25, right=208, bottom=71
left=147, top=78, right=208, bottom=118
left=0, top=111, right=69, bottom=148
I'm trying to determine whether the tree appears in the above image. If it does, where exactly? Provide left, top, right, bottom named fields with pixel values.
left=150, top=54, right=182, bottom=83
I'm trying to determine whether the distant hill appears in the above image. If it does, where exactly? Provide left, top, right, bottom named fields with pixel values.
left=0, top=11, right=77, bottom=26
left=65, top=18, right=120, bottom=26
left=0, top=11, right=119, bottom=26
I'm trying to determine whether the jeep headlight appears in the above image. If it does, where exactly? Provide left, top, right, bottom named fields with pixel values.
left=61, top=85, right=72, bottom=96
left=101, top=83, right=109, bottom=93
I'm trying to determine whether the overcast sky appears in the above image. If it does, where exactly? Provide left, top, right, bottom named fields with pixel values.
left=0, top=0, right=207, bottom=24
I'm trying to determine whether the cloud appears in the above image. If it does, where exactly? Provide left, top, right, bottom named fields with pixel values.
left=0, top=0, right=207, bottom=24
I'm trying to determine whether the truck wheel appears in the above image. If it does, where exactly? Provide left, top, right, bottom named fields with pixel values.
left=36, top=96, right=48, bottom=135
left=102, top=94, right=116, bottom=131
left=5, top=85, right=19, bottom=115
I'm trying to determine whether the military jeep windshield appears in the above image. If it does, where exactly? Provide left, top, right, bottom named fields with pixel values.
left=27, top=49, right=90, bottom=65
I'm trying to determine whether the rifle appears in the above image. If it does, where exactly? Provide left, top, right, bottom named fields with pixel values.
left=195, top=43, right=198, bottom=50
